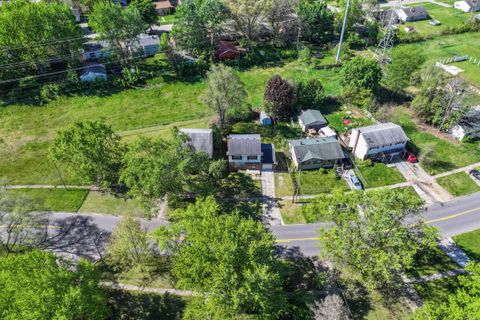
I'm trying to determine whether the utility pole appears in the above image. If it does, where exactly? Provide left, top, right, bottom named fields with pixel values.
left=336, top=0, right=351, bottom=63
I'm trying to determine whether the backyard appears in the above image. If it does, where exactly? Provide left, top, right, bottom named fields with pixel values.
left=436, top=171, right=480, bottom=197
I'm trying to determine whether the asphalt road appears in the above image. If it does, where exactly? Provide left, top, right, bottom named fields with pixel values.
left=17, top=191, right=480, bottom=258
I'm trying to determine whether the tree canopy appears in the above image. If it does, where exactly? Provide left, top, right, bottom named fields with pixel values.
left=264, top=75, right=295, bottom=120
left=297, top=0, right=334, bottom=44
left=384, top=46, right=425, bottom=92
left=340, top=57, right=382, bottom=91
left=223, top=0, right=269, bottom=41
left=0, top=250, right=110, bottom=320
left=130, top=0, right=159, bottom=27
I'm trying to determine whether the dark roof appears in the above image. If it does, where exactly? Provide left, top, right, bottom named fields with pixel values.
left=180, top=128, right=213, bottom=157
left=399, top=6, right=428, bottom=18
left=374, top=9, right=399, bottom=26
left=299, top=109, right=327, bottom=126
left=261, top=144, right=274, bottom=164
left=357, top=123, right=409, bottom=148
left=227, top=134, right=261, bottom=155
left=290, top=137, right=345, bottom=163
left=458, top=107, right=480, bottom=138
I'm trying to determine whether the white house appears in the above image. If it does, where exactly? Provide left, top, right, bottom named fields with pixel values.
left=349, top=123, right=409, bottom=161
left=80, top=64, right=107, bottom=82
left=454, top=0, right=480, bottom=12
left=227, top=134, right=262, bottom=170
left=396, top=6, right=429, bottom=22
left=179, top=128, right=214, bottom=159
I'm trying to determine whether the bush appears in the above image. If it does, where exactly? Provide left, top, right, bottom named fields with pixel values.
left=40, top=83, right=62, bottom=103
left=341, top=87, right=375, bottom=110
left=296, top=78, right=325, bottom=108
left=298, top=47, right=312, bottom=63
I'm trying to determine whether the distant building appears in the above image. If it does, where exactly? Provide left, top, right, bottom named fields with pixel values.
left=259, top=111, right=272, bottom=126
left=138, top=34, right=160, bottom=57
left=216, top=41, right=242, bottom=61
left=154, top=0, right=173, bottom=16
left=80, top=64, right=107, bottom=82
left=452, top=107, right=480, bottom=141
left=454, top=0, right=480, bottom=12
left=396, top=6, right=429, bottom=22
left=82, top=41, right=110, bottom=62
left=374, top=9, right=399, bottom=26
left=180, top=128, right=214, bottom=159
left=349, top=123, right=409, bottom=161
left=289, top=137, right=346, bottom=170
left=227, top=134, right=262, bottom=170
left=298, top=109, right=328, bottom=132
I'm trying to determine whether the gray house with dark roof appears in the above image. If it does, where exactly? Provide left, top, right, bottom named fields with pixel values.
left=349, top=123, right=409, bottom=161
left=180, top=128, right=213, bottom=159
left=227, top=134, right=262, bottom=170
left=451, top=107, right=480, bottom=141
left=298, top=109, right=328, bottom=132
left=396, top=6, right=429, bottom=22
left=290, top=137, right=346, bottom=170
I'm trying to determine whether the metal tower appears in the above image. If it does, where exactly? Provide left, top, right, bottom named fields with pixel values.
left=375, top=0, right=402, bottom=66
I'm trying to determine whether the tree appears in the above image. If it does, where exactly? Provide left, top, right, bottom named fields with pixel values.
left=223, top=0, right=269, bottom=41
left=172, top=0, right=226, bottom=55
left=89, top=2, right=146, bottom=63
left=264, top=75, right=295, bottom=120
left=340, top=57, right=382, bottom=91
left=414, top=262, right=480, bottom=320
left=265, top=0, right=297, bottom=44
left=384, top=46, right=425, bottom=92
left=0, top=0, right=83, bottom=82
left=152, top=197, right=288, bottom=319
left=130, top=0, right=158, bottom=27
left=296, top=78, right=325, bottom=108
left=0, top=250, right=110, bottom=320
left=201, top=64, right=248, bottom=130
left=297, top=0, right=334, bottom=44
left=313, top=189, right=438, bottom=297
left=335, top=0, right=364, bottom=34
left=312, top=295, right=351, bottom=320
left=49, top=120, right=125, bottom=188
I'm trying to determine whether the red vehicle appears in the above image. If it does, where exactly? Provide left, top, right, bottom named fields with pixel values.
left=405, top=151, right=417, bottom=163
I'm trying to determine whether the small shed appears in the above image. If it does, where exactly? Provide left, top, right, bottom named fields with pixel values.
left=259, top=111, right=272, bottom=126
left=80, top=64, right=107, bottom=82
left=298, top=109, right=328, bottom=132
left=154, top=0, right=173, bottom=16
left=216, top=41, right=241, bottom=61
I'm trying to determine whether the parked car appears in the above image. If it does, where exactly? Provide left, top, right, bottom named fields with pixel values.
left=349, top=174, right=363, bottom=190
left=405, top=151, right=418, bottom=163
left=469, top=169, right=480, bottom=181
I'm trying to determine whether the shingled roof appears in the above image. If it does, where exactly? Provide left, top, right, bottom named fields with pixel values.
left=290, top=137, right=345, bottom=163
left=357, top=123, right=409, bottom=148
left=458, top=107, right=480, bottom=139
left=299, top=109, right=327, bottom=127
left=180, top=128, right=213, bottom=158
left=227, top=134, right=261, bottom=155
left=398, top=6, right=428, bottom=18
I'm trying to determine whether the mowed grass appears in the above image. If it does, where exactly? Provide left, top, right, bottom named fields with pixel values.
left=437, top=171, right=480, bottom=196
left=386, top=108, right=480, bottom=174
left=275, top=170, right=349, bottom=197
left=278, top=199, right=309, bottom=224
left=0, top=60, right=341, bottom=185
left=79, top=191, right=146, bottom=217
left=453, top=228, right=480, bottom=261
left=414, top=275, right=462, bottom=305
left=6, top=188, right=88, bottom=212
left=356, top=163, right=405, bottom=188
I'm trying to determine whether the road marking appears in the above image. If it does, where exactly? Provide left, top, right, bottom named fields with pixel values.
left=425, top=207, right=480, bottom=224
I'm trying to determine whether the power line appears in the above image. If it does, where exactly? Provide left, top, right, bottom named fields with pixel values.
left=0, top=36, right=87, bottom=52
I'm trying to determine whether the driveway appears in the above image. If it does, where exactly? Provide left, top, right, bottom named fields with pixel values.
left=260, top=171, right=284, bottom=226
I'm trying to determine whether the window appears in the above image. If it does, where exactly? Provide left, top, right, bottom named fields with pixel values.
left=232, top=155, right=242, bottom=160
left=247, top=155, right=257, bottom=160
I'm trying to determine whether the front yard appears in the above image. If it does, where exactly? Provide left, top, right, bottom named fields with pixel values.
left=275, top=169, right=349, bottom=197
left=5, top=188, right=89, bottom=212
left=437, top=172, right=480, bottom=197
left=453, top=228, right=480, bottom=261
left=355, top=162, right=405, bottom=188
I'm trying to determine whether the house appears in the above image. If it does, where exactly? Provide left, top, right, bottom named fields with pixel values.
left=138, top=34, right=160, bottom=57
left=259, top=111, right=272, bottom=126
left=227, top=134, right=262, bottom=170
left=80, top=64, right=107, bottom=82
left=180, top=128, right=214, bottom=159
left=298, top=109, right=328, bottom=132
left=452, top=107, right=480, bottom=141
left=349, top=123, right=409, bottom=161
left=289, top=137, right=346, bottom=170
left=396, top=6, right=429, bottom=22
left=82, top=41, right=110, bottom=61
left=374, top=9, right=399, bottom=26
left=216, top=41, right=241, bottom=61
left=154, top=0, right=173, bottom=16
left=454, top=0, right=480, bottom=12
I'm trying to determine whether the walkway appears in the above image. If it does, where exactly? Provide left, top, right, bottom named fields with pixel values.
left=403, top=268, right=468, bottom=284
left=101, top=282, right=194, bottom=296
left=261, top=171, right=284, bottom=226
left=438, top=237, right=471, bottom=268
left=434, top=162, right=480, bottom=179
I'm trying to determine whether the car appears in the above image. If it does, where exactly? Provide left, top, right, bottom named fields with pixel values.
left=349, top=174, right=363, bottom=190
left=405, top=151, right=418, bottom=163
left=469, top=169, right=480, bottom=181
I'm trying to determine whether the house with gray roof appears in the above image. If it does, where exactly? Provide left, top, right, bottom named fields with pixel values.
left=227, top=134, right=262, bottom=170
left=290, top=137, right=346, bottom=170
left=452, top=107, right=480, bottom=141
left=180, top=128, right=213, bottom=159
left=349, top=123, right=409, bottom=161
left=396, top=6, right=429, bottom=22
left=454, top=0, right=480, bottom=12
left=298, top=109, right=328, bottom=132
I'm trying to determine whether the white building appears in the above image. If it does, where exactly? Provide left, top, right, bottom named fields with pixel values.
left=396, top=6, right=429, bottom=22
left=453, top=0, right=480, bottom=12
left=179, top=128, right=214, bottom=159
left=227, top=134, right=262, bottom=170
left=349, top=123, right=409, bottom=161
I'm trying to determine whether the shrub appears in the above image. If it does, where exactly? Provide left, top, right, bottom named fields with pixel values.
left=40, top=83, right=62, bottom=103
left=296, top=78, right=325, bottom=108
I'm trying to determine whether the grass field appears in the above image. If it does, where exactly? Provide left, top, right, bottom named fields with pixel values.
left=386, top=108, right=480, bottom=175
left=278, top=199, right=312, bottom=224
left=275, top=170, right=349, bottom=197
left=6, top=188, right=88, bottom=212
left=453, top=228, right=480, bottom=261
left=0, top=59, right=341, bottom=185
left=437, top=172, right=480, bottom=196
left=356, top=163, right=405, bottom=188
left=79, top=191, right=146, bottom=217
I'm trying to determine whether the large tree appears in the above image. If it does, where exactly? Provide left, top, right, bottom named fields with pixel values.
left=384, top=46, right=425, bottom=92
left=265, top=0, right=297, bottom=44
left=130, top=0, right=158, bottom=27
left=49, top=120, right=125, bottom=188
left=89, top=2, right=146, bottom=63
left=153, top=197, right=288, bottom=319
left=297, top=0, right=334, bottom=44
left=296, top=78, right=325, bottom=108
left=201, top=64, right=248, bottom=130
left=312, top=189, right=438, bottom=297
left=340, top=57, right=382, bottom=91
left=264, top=75, right=295, bottom=120
left=223, top=0, right=269, bottom=41
left=172, top=0, right=226, bottom=55
left=0, top=250, right=110, bottom=320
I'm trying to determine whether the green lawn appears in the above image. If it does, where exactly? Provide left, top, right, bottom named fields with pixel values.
left=386, top=108, right=480, bottom=175
left=275, top=169, right=349, bottom=197
left=79, top=191, right=146, bottom=217
left=355, top=163, right=405, bottom=188
left=6, top=188, right=88, bottom=212
left=453, top=228, right=480, bottom=261
left=0, top=59, right=341, bottom=185
left=278, top=199, right=310, bottom=224
left=413, top=275, right=462, bottom=305
left=437, top=172, right=480, bottom=197
left=405, top=245, right=459, bottom=278
left=324, top=108, right=374, bottom=134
